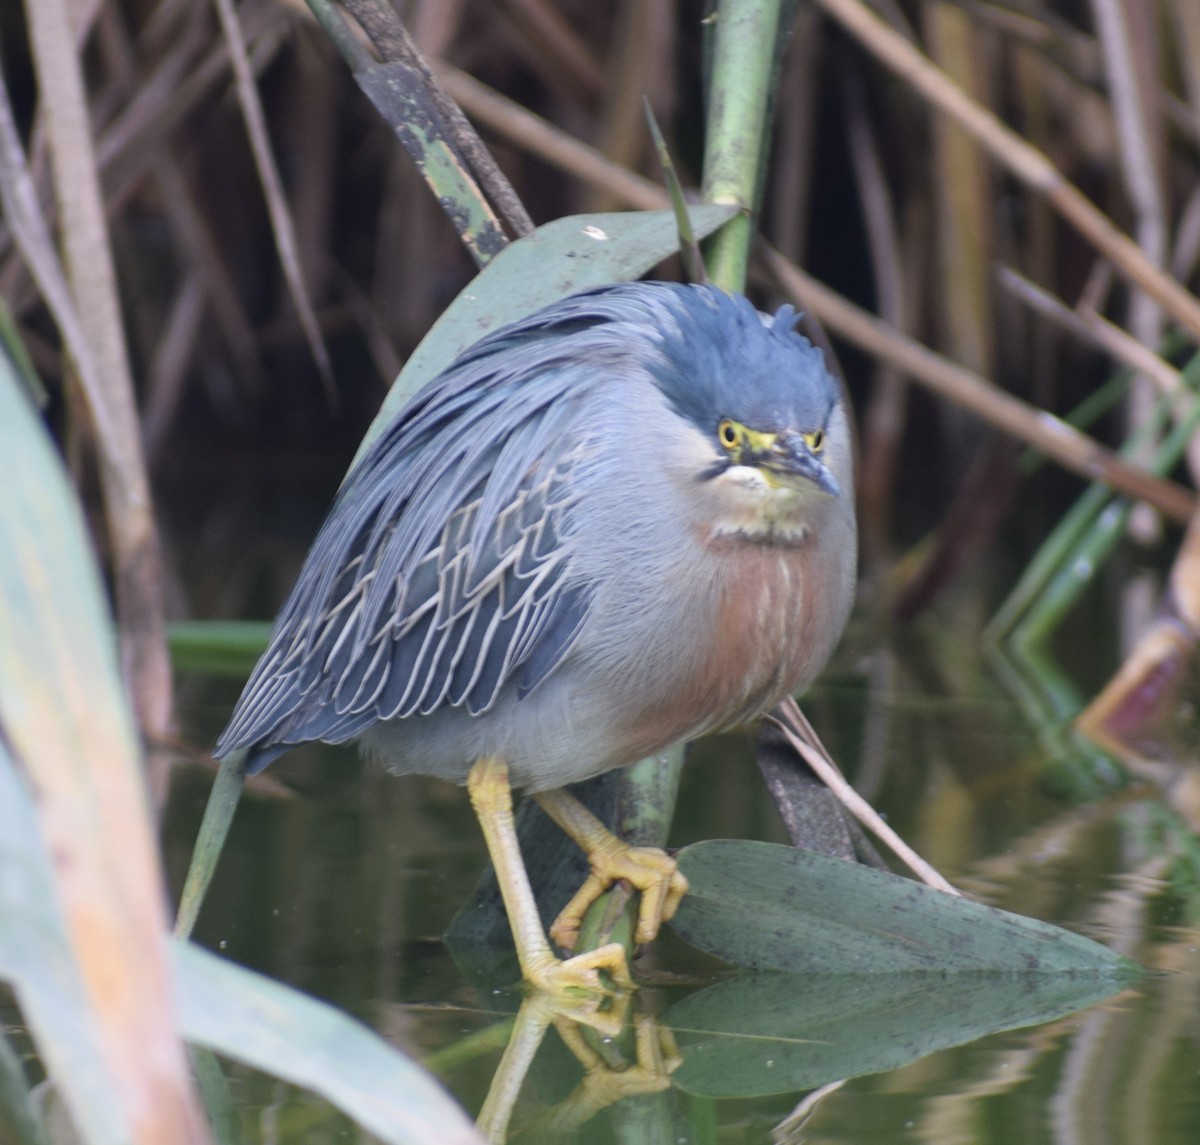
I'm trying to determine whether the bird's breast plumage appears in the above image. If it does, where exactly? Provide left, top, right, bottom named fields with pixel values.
left=567, top=391, right=855, bottom=770
left=600, top=523, right=850, bottom=765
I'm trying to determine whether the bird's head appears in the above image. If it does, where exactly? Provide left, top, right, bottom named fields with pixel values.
left=641, top=285, right=850, bottom=541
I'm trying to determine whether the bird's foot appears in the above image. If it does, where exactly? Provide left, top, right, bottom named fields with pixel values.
left=559, top=1013, right=682, bottom=1111
left=520, top=945, right=634, bottom=1038
left=524, top=941, right=634, bottom=995
left=551, top=838, right=689, bottom=951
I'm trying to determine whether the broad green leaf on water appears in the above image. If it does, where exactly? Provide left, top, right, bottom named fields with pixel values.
left=356, top=205, right=738, bottom=461
left=172, top=941, right=484, bottom=1145
left=669, top=839, right=1141, bottom=974
left=0, top=749, right=128, bottom=1145
left=664, top=968, right=1137, bottom=1098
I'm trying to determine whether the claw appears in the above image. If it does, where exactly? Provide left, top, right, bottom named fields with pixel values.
left=533, top=787, right=690, bottom=951
left=550, top=840, right=689, bottom=950
left=524, top=941, right=635, bottom=997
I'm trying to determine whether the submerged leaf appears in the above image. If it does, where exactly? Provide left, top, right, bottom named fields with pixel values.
left=669, top=839, right=1140, bottom=975
left=665, top=968, right=1135, bottom=1098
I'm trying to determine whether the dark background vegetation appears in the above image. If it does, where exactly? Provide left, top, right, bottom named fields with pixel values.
left=12, top=0, right=1194, bottom=535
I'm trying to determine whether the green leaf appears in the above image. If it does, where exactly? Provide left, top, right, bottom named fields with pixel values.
left=0, top=737, right=483, bottom=1145
left=0, top=347, right=144, bottom=1145
left=173, top=941, right=483, bottom=1145
left=669, top=839, right=1142, bottom=974
left=664, top=968, right=1136, bottom=1098
left=0, top=1025, right=50, bottom=1145
left=644, top=102, right=706, bottom=286
left=190, top=1047, right=243, bottom=1145
left=168, top=620, right=272, bottom=675
left=356, top=205, right=738, bottom=461
left=173, top=750, right=247, bottom=940
left=0, top=748, right=129, bottom=1145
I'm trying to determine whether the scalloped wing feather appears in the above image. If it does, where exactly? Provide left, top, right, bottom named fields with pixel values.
left=216, top=342, right=608, bottom=768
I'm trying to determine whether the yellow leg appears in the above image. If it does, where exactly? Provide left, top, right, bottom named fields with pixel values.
left=467, top=758, right=634, bottom=995
left=532, top=788, right=689, bottom=950
left=475, top=989, right=632, bottom=1142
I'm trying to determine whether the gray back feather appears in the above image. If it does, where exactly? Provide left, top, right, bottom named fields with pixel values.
left=216, top=284, right=689, bottom=768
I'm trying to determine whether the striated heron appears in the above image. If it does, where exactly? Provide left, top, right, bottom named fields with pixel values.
left=217, top=281, right=856, bottom=995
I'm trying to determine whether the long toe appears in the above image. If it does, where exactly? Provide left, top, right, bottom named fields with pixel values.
left=551, top=841, right=689, bottom=950
left=522, top=943, right=635, bottom=1025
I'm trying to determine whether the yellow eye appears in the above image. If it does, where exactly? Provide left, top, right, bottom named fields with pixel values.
left=806, top=429, right=825, bottom=453
left=718, top=419, right=739, bottom=449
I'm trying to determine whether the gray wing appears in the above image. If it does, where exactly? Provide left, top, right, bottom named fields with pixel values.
left=216, top=324, right=618, bottom=772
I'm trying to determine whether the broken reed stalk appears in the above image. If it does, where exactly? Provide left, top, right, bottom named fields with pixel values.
left=212, top=0, right=337, bottom=403
left=775, top=698, right=960, bottom=895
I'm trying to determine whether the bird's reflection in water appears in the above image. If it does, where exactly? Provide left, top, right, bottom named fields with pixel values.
left=476, top=988, right=681, bottom=1142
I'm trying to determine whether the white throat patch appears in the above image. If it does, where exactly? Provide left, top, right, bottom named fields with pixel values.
left=706, top=465, right=819, bottom=544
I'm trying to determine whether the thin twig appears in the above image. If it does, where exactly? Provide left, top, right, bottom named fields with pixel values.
left=811, top=0, right=1200, bottom=342
left=586, top=0, right=669, bottom=216
left=9, top=5, right=205, bottom=1136
left=766, top=248, right=1197, bottom=523
left=998, top=266, right=1184, bottom=397
left=497, top=0, right=606, bottom=99
left=149, top=155, right=266, bottom=395
left=440, top=66, right=666, bottom=210
left=775, top=1079, right=849, bottom=1141
left=644, top=101, right=706, bottom=285
left=842, top=67, right=909, bottom=560
left=1090, top=0, right=1166, bottom=334
left=143, top=275, right=205, bottom=462
left=774, top=698, right=961, bottom=895
left=212, top=0, right=337, bottom=406
left=1090, top=0, right=1166, bottom=510
left=78, top=4, right=289, bottom=219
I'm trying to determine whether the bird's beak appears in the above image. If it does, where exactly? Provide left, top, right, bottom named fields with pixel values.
left=743, top=428, right=840, bottom=496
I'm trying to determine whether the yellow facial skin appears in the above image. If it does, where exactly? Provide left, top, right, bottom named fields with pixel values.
left=716, top=418, right=827, bottom=490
